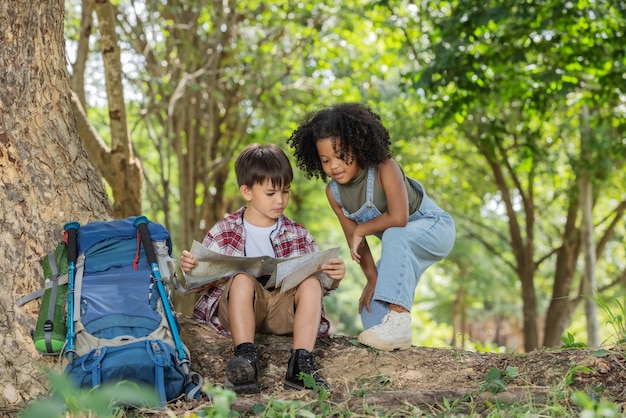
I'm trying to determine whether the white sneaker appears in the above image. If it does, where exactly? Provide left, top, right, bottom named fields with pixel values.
left=358, top=311, right=412, bottom=351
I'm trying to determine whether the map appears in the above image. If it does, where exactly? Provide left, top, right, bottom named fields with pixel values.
left=180, top=240, right=341, bottom=292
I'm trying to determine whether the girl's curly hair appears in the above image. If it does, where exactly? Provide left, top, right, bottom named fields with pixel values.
left=287, top=103, right=392, bottom=181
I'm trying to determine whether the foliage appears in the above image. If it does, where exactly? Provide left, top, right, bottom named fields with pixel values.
left=63, top=0, right=626, bottom=352
left=249, top=375, right=334, bottom=417
left=572, top=390, right=623, bottom=418
left=594, top=295, right=626, bottom=344
left=388, top=0, right=626, bottom=350
left=561, top=331, right=589, bottom=349
left=479, top=366, right=520, bottom=394
left=199, top=382, right=238, bottom=417
left=19, top=370, right=160, bottom=418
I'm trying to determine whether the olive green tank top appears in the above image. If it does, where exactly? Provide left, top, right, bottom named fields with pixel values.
left=337, top=166, right=422, bottom=215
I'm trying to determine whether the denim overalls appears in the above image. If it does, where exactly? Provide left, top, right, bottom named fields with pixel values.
left=330, top=167, right=456, bottom=329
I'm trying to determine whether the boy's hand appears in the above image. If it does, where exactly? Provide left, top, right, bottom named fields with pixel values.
left=321, top=257, right=346, bottom=288
left=179, top=250, right=198, bottom=273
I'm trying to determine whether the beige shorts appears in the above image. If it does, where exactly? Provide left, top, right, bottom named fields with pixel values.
left=217, top=273, right=298, bottom=335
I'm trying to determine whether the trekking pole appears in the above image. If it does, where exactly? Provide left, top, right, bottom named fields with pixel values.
left=133, top=216, right=191, bottom=379
left=63, top=221, right=80, bottom=361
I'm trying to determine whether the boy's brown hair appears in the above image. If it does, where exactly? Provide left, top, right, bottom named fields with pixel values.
left=235, top=143, right=293, bottom=188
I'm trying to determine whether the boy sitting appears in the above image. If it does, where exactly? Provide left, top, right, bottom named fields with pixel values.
left=180, top=143, right=346, bottom=393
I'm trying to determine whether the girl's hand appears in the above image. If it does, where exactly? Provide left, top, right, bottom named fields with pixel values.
left=350, top=231, right=365, bottom=263
left=179, top=250, right=198, bottom=273
left=359, top=281, right=376, bottom=314
left=321, top=257, right=346, bottom=286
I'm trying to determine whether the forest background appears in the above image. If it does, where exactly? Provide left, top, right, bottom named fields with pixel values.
left=0, top=0, right=625, bottom=407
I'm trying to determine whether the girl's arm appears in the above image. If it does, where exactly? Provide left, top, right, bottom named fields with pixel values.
left=348, top=160, right=409, bottom=261
left=326, top=184, right=378, bottom=312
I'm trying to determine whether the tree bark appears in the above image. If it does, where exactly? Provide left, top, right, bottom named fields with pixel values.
left=580, top=104, right=598, bottom=348
left=0, top=0, right=112, bottom=406
left=69, top=0, right=94, bottom=108
left=580, top=175, right=598, bottom=347
left=93, top=0, right=142, bottom=218
left=543, top=191, right=581, bottom=346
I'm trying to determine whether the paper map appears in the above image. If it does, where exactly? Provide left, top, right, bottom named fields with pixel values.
left=180, top=240, right=340, bottom=292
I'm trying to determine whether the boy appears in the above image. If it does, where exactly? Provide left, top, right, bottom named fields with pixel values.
left=179, top=143, right=346, bottom=394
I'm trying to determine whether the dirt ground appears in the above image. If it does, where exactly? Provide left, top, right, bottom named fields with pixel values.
left=3, top=315, right=623, bottom=417
left=170, top=316, right=626, bottom=416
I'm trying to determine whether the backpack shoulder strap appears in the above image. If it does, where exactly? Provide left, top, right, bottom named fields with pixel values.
left=184, top=371, right=204, bottom=400
left=42, top=253, right=62, bottom=353
left=15, top=251, right=69, bottom=307
left=72, top=254, right=86, bottom=322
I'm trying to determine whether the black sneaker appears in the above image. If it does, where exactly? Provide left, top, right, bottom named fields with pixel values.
left=284, top=348, right=329, bottom=391
left=224, top=342, right=260, bottom=394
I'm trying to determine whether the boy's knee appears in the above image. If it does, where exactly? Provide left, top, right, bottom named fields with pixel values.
left=228, top=273, right=256, bottom=297
left=296, top=276, right=323, bottom=294
left=305, top=276, right=323, bottom=289
left=232, top=273, right=255, bottom=286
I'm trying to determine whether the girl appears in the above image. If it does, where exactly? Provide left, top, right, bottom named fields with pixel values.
left=288, top=103, right=455, bottom=351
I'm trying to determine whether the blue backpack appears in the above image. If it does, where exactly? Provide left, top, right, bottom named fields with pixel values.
left=61, top=216, right=202, bottom=406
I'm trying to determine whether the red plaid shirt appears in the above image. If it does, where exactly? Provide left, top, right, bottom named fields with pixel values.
left=192, top=206, right=331, bottom=337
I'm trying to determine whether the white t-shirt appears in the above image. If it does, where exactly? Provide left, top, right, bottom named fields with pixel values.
left=243, top=218, right=281, bottom=257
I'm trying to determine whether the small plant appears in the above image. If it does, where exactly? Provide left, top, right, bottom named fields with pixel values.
left=247, top=373, right=331, bottom=417
left=201, top=382, right=238, bottom=417
left=351, top=373, right=393, bottom=397
left=572, top=390, right=622, bottom=418
left=299, top=372, right=334, bottom=416
left=252, top=398, right=315, bottom=418
left=373, top=374, right=393, bottom=389
left=594, top=296, right=626, bottom=344
left=561, top=332, right=588, bottom=349
left=479, top=366, right=520, bottom=394
left=436, top=396, right=464, bottom=415
left=564, top=364, right=595, bottom=386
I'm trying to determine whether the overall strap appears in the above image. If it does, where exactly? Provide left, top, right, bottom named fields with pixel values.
left=328, top=179, right=342, bottom=206
left=329, top=166, right=377, bottom=205
left=364, top=166, right=376, bottom=203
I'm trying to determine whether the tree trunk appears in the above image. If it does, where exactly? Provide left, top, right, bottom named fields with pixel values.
left=0, top=0, right=113, bottom=406
left=580, top=104, right=598, bottom=348
left=580, top=175, right=598, bottom=347
left=451, top=283, right=466, bottom=349
left=519, top=263, right=539, bottom=351
left=543, top=189, right=581, bottom=347
left=93, top=0, right=142, bottom=218
left=69, top=0, right=94, bottom=108
left=67, top=0, right=142, bottom=219
left=479, top=137, right=539, bottom=352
